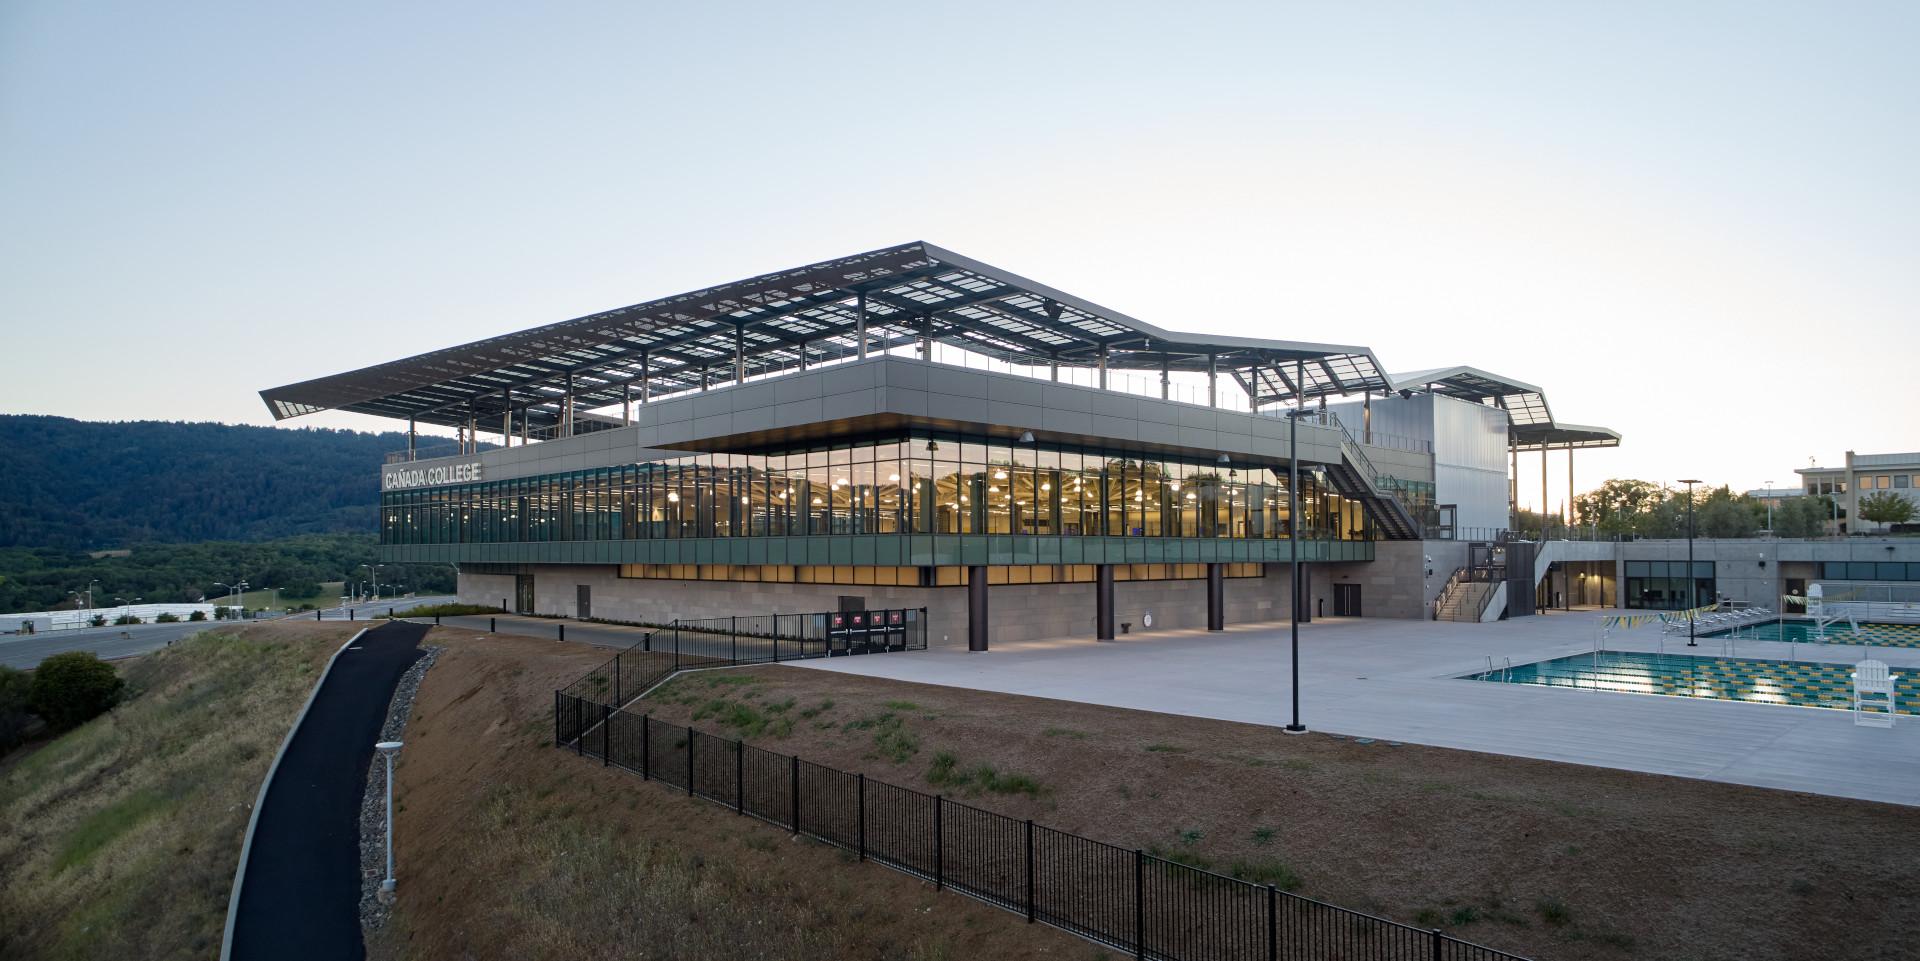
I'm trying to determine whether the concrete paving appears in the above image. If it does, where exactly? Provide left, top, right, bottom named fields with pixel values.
left=794, top=611, right=1920, bottom=806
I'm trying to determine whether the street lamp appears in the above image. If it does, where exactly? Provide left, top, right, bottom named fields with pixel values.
left=1678, top=479, right=1701, bottom=646
left=1764, top=479, right=1774, bottom=535
left=363, top=564, right=384, bottom=603
left=375, top=741, right=404, bottom=892
left=1283, top=404, right=1318, bottom=734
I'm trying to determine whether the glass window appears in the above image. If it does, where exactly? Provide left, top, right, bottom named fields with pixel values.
left=1896, top=474, right=1912, bottom=489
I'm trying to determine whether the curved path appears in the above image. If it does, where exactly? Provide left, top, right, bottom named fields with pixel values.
left=226, top=621, right=427, bottom=961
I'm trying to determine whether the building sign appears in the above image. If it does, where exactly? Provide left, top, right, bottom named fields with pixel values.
left=383, top=461, right=483, bottom=491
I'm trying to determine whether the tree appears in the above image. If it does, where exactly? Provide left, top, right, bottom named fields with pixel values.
left=0, top=665, right=34, bottom=752
left=26, top=651, right=124, bottom=733
left=1575, top=479, right=1671, bottom=536
left=1773, top=496, right=1832, bottom=538
left=1695, top=486, right=1766, bottom=538
left=1858, top=491, right=1916, bottom=528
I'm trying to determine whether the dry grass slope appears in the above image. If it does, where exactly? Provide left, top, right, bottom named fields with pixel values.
left=0, top=621, right=358, bottom=961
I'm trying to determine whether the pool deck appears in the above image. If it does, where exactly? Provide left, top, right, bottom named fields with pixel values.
left=794, top=611, right=1920, bottom=807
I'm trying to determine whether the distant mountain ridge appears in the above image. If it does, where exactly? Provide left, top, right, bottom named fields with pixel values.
left=0, top=415, right=406, bottom=549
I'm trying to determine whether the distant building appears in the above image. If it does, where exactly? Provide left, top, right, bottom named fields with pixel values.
left=1796, top=451, right=1920, bottom=534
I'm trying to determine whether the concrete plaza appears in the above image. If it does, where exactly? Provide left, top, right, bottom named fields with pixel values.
left=796, top=611, right=1920, bottom=806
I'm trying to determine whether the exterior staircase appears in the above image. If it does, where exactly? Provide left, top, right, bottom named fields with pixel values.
left=1309, top=411, right=1426, bottom=539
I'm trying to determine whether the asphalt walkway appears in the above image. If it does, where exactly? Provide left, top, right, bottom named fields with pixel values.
left=227, top=621, right=427, bottom=961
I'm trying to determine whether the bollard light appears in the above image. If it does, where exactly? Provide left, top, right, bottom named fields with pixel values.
left=375, top=740, right=404, bottom=892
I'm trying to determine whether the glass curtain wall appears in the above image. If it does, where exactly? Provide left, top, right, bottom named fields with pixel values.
left=382, top=433, right=1361, bottom=546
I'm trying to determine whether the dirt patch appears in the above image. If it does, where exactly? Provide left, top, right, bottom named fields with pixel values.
left=373, top=629, right=1097, bottom=961
left=0, top=620, right=361, bottom=961
left=627, top=663, right=1920, bottom=961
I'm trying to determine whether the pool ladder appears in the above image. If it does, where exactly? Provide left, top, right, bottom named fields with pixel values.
left=1484, top=655, right=1511, bottom=683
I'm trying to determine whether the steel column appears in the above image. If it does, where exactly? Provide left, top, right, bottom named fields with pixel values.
left=1096, top=563, right=1115, bottom=640
left=1206, top=562, right=1224, bottom=631
left=967, top=566, right=989, bottom=652
left=856, top=291, right=868, bottom=359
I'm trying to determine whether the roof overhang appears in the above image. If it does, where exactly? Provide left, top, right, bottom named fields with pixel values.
left=1510, top=422, right=1622, bottom=451
left=1391, top=365, right=1552, bottom=427
left=260, top=242, right=1391, bottom=432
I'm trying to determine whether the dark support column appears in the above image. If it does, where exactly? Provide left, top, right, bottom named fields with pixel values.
left=1206, top=563, right=1224, bottom=631
left=1296, top=561, right=1312, bottom=623
left=1096, top=564, right=1116, bottom=641
left=967, top=566, right=989, bottom=652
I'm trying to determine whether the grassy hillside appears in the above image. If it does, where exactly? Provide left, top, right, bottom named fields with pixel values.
left=0, top=415, right=422, bottom=550
left=0, top=622, right=359, bottom=960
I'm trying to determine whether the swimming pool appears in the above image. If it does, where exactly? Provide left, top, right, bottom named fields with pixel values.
left=1464, top=650, right=1917, bottom=715
left=1696, top=619, right=1920, bottom=648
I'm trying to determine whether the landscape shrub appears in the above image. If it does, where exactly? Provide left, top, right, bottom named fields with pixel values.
left=0, top=665, right=34, bottom=751
left=89, top=615, right=107, bottom=627
left=26, top=651, right=125, bottom=733
left=154, top=612, right=180, bottom=623
left=113, top=614, right=142, bottom=626
left=188, top=610, right=207, bottom=621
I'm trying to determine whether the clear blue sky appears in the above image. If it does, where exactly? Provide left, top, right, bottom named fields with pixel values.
left=3, top=1, right=1915, bottom=510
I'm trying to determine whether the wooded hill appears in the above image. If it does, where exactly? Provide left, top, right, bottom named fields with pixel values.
left=0, top=415, right=410, bottom=550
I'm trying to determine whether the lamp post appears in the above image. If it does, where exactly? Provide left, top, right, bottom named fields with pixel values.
left=364, top=564, right=384, bottom=603
left=1678, top=479, right=1701, bottom=646
left=1764, top=479, right=1774, bottom=535
left=375, top=741, right=403, bottom=892
left=1283, top=404, right=1316, bottom=734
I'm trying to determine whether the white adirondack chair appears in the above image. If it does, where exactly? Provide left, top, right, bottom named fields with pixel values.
left=1851, top=660, right=1899, bottom=728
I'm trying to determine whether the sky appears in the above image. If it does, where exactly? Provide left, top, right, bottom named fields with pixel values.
left=3, top=1, right=1916, bottom=513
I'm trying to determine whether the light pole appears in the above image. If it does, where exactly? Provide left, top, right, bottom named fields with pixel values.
left=1678, top=479, right=1701, bottom=646
left=376, top=741, right=403, bottom=892
left=87, top=579, right=99, bottom=615
left=363, top=565, right=384, bottom=603
left=1283, top=403, right=1316, bottom=734
left=1764, top=479, right=1774, bottom=534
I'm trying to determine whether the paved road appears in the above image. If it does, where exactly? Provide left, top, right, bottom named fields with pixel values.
left=0, top=620, right=212, bottom=669
left=228, top=621, right=427, bottom=961
left=0, top=595, right=454, bottom=669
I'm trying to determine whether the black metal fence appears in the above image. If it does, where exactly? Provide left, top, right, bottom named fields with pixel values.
left=557, top=607, right=928, bottom=707
left=552, top=690, right=1531, bottom=961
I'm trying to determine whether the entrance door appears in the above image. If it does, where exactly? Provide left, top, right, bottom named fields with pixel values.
left=1333, top=583, right=1362, bottom=617
left=514, top=574, right=535, bottom=615
left=577, top=584, right=592, bottom=621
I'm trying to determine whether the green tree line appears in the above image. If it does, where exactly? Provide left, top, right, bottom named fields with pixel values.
left=1566, top=480, right=1849, bottom=539
left=0, top=533, right=454, bottom=614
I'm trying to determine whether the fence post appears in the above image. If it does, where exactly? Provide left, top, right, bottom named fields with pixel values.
left=687, top=728, right=695, bottom=797
left=553, top=691, right=560, bottom=747
left=674, top=619, right=681, bottom=670
left=790, top=755, right=800, bottom=833
left=614, top=653, right=621, bottom=706
left=731, top=615, right=738, bottom=663
left=559, top=623, right=566, bottom=643
left=933, top=795, right=943, bottom=890
left=1431, top=928, right=1443, bottom=961
left=574, top=698, right=582, bottom=757
left=641, top=714, right=650, bottom=780
left=1267, top=885, right=1277, bottom=961
left=735, top=739, right=744, bottom=814
left=856, top=773, right=866, bottom=861
left=1025, top=819, right=1035, bottom=923
left=349, top=608, right=354, bottom=621
left=643, top=630, right=650, bottom=653
left=490, top=616, right=496, bottom=633
left=602, top=703, right=610, bottom=766
left=1133, top=849, right=1145, bottom=961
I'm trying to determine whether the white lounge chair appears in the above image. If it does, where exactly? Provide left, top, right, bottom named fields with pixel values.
left=1851, top=660, right=1899, bottom=728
